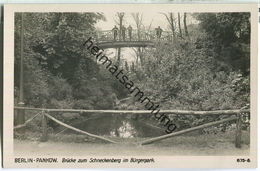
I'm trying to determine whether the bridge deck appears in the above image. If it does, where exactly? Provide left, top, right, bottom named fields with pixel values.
left=97, top=41, right=155, bottom=49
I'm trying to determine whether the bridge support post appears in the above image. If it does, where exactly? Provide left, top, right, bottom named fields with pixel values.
left=40, top=111, right=48, bottom=142
left=235, top=113, right=242, bottom=148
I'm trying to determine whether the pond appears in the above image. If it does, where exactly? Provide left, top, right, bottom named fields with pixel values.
left=59, top=114, right=165, bottom=138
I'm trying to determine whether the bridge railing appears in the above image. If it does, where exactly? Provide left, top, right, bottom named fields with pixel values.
left=14, top=106, right=249, bottom=147
left=97, top=30, right=173, bottom=42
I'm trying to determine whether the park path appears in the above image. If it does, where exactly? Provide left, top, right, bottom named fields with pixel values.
left=14, top=131, right=249, bottom=156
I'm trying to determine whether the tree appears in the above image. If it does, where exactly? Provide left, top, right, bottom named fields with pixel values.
left=129, top=13, right=250, bottom=130
left=183, top=13, right=189, bottom=37
left=177, top=13, right=182, bottom=37
left=161, top=12, right=176, bottom=39
left=132, top=13, right=145, bottom=66
left=14, top=12, right=124, bottom=110
left=26, top=13, right=105, bottom=80
left=115, top=12, right=125, bottom=65
left=195, top=13, right=250, bottom=73
left=132, top=13, right=143, bottom=40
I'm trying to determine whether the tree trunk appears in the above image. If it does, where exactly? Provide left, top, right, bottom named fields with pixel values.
left=117, top=48, right=121, bottom=65
left=132, top=13, right=143, bottom=67
left=117, top=13, right=124, bottom=64
left=161, top=13, right=175, bottom=41
left=169, top=13, right=175, bottom=39
left=178, top=13, right=182, bottom=37
left=137, top=47, right=143, bottom=66
left=17, top=13, right=25, bottom=134
left=183, top=13, right=189, bottom=37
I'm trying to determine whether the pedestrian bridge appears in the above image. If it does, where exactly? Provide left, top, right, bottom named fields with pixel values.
left=97, top=41, right=155, bottom=49
left=96, top=30, right=172, bottom=49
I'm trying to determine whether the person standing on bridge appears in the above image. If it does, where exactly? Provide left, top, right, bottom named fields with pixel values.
left=155, top=26, right=163, bottom=39
left=127, top=25, right=132, bottom=41
left=112, top=25, right=119, bottom=41
left=159, top=26, right=163, bottom=39
left=121, top=25, right=126, bottom=41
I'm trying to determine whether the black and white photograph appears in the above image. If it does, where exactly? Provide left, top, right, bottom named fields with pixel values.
left=2, top=4, right=258, bottom=168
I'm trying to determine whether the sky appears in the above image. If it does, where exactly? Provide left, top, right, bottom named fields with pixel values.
left=95, top=12, right=197, bottom=31
left=96, top=12, right=168, bottom=31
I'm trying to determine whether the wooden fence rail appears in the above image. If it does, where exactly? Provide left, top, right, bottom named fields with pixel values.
left=44, top=113, right=117, bottom=144
left=141, top=116, right=238, bottom=145
left=14, top=107, right=249, bottom=148
left=14, top=106, right=249, bottom=115
left=14, top=111, right=42, bottom=130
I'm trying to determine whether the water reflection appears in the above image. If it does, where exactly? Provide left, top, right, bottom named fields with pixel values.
left=110, top=121, right=136, bottom=138
left=61, top=114, right=165, bottom=138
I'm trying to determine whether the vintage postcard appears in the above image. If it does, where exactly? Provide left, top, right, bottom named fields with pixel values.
left=3, top=3, right=258, bottom=168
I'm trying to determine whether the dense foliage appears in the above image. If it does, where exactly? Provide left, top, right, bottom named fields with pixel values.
left=15, top=13, right=250, bottom=134
left=126, top=13, right=250, bottom=110
left=125, top=13, right=250, bottom=130
left=15, top=13, right=125, bottom=109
